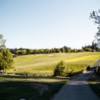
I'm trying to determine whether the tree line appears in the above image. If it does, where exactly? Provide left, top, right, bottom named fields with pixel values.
left=9, top=43, right=99, bottom=56
left=9, top=47, right=81, bottom=56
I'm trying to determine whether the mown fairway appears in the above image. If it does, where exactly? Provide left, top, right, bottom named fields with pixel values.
left=12, top=52, right=100, bottom=75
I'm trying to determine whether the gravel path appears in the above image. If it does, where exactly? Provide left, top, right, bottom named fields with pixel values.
left=52, top=71, right=100, bottom=100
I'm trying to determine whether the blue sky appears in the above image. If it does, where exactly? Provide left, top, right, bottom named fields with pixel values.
left=0, top=0, right=100, bottom=49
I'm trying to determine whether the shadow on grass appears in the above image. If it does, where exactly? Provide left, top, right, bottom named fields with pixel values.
left=89, top=82, right=100, bottom=98
left=0, top=74, right=68, bottom=80
left=0, top=73, right=100, bottom=100
left=0, top=79, right=65, bottom=100
left=89, top=74, right=100, bottom=98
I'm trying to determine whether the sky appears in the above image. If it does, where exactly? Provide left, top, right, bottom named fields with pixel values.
left=0, top=0, right=100, bottom=49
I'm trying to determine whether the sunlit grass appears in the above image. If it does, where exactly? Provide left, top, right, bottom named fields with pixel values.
left=9, top=52, right=100, bottom=74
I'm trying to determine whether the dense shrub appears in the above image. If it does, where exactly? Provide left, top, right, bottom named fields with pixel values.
left=53, top=61, right=65, bottom=76
left=86, top=65, right=91, bottom=71
left=0, top=49, right=13, bottom=71
left=96, top=66, right=100, bottom=75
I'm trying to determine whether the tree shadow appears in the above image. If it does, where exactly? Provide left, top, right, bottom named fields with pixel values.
left=0, top=79, right=65, bottom=100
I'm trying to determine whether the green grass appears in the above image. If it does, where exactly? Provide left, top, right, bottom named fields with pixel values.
left=0, top=77, right=66, bottom=100
left=90, top=83, right=100, bottom=98
left=89, top=74, right=100, bottom=98
left=9, top=52, right=100, bottom=75
left=2, top=52, right=100, bottom=100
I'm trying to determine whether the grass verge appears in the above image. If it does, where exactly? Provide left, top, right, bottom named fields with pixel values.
left=89, top=74, right=100, bottom=98
left=0, top=77, right=66, bottom=100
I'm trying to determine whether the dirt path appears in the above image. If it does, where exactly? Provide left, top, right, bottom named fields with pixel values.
left=52, top=71, right=100, bottom=100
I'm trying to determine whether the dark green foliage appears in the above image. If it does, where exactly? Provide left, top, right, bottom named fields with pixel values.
left=9, top=47, right=82, bottom=56
left=82, top=43, right=100, bottom=52
left=60, top=46, right=71, bottom=53
left=86, top=65, right=91, bottom=71
left=96, top=66, right=100, bottom=75
left=91, top=42, right=98, bottom=51
left=0, top=49, right=13, bottom=70
left=53, top=61, right=65, bottom=76
left=0, top=79, right=65, bottom=100
left=16, top=48, right=27, bottom=55
left=26, top=49, right=33, bottom=54
left=82, top=45, right=93, bottom=52
left=9, top=44, right=99, bottom=56
left=89, top=74, right=100, bottom=98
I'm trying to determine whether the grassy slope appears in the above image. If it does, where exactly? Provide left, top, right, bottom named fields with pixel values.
left=11, top=52, right=100, bottom=74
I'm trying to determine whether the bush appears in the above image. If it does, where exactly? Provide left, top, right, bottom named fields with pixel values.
left=86, top=65, right=91, bottom=71
left=96, top=66, right=100, bottom=75
left=0, top=49, right=13, bottom=71
left=53, top=61, right=65, bottom=76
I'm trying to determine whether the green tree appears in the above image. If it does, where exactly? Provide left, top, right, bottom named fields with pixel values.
left=26, top=49, right=33, bottom=54
left=91, top=42, right=97, bottom=51
left=0, top=49, right=13, bottom=71
left=53, top=61, right=65, bottom=76
left=90, top=10, right=100, bottom=49
left=0, top=34, right=13, bottom=71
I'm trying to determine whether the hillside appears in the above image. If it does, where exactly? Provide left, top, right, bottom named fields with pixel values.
left=11, top=52, right=100, bottom=76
